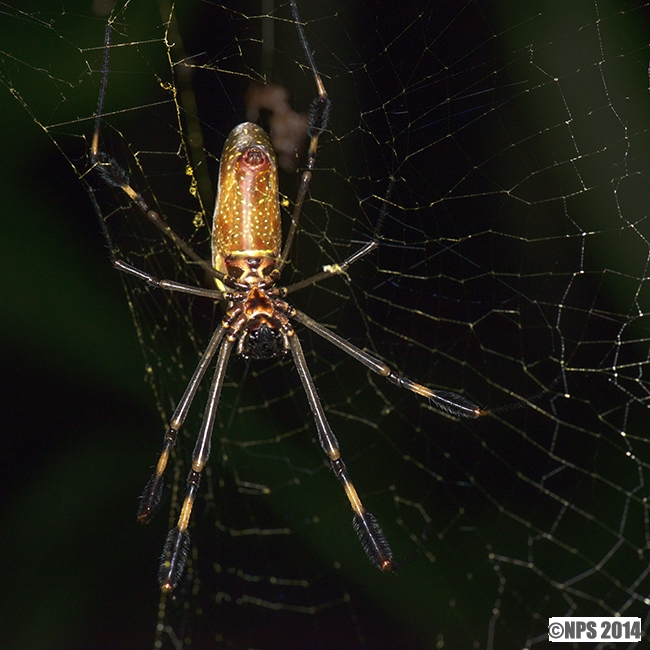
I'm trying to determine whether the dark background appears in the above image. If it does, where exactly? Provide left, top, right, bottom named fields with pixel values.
left=3, top=1, right=650, bottom=649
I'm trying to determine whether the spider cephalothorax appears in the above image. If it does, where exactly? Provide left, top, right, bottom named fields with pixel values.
left=223, top=283, right=291, bottom=360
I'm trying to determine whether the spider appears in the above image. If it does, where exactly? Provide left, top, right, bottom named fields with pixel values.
left=91, top=1, right=487, bottom=593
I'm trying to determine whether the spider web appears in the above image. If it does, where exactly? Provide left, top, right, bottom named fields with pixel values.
left=3, top=0, right=650, bottom=648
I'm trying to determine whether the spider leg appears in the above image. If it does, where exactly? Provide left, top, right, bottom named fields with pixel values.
left=137, top=324, right=227, bottom=523
left=282, top=240, right=379, bottom=296
left=113, top=259, right=228, bottom=300
left=278, top=0, right=332, bottom=270
left=287, top=330, right=394, bottom=571
left=282, top=176, right=394, bottom=296
left=290, top=309, right=488, bottom=419
left=158, top=336, right=236, bottom=593
left=91, top=20, right=227, bottom=287
left=92, top=145, right=226, bottom=284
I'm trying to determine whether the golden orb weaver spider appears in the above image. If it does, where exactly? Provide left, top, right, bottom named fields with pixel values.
left=91, top=0, right=487, bottom=593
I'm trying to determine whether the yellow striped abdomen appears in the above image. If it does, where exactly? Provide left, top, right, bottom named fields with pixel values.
left=212, top=122, right=281, bottom=285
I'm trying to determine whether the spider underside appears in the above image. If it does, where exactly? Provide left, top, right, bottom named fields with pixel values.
left=91, top=1, right=486, bottom=593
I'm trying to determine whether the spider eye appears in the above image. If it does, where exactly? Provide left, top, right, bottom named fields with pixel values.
left=240, top=324, right=285, bottom=360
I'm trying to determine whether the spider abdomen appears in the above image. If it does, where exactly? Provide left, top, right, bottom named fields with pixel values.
left=212, top=122, right=282, bottom=283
